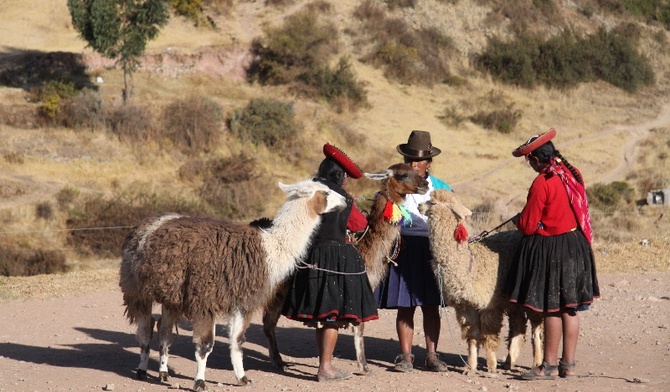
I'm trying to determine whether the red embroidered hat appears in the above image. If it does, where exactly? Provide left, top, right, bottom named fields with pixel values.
left=512, top=128, right=557, bottom=157
left=323, top=143, right=363, bottom=179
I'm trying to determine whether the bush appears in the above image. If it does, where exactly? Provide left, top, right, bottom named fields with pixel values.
left=248, top=8, right=339, bottom=85
left=227, top=98, right=299, bottom=149
left=60, top=88, right=105, bottom=130
left=477, top=28, right=654, bottom=92
left=297, top=57, right=369, bottom=112
left=0, top=248, right=69, bottom=277
left=356, top=8, right=453, bottom=86
left=587, top=181, right=635, bottom=214
left=106, top=103, right=155, bottom=142
left=161, top=95, right=223, bottom=154
left=469, top=106, right=521, bottom=134
left=37, top=80, right=77, bottom=122
left=65, top=190, right=207, bottom=257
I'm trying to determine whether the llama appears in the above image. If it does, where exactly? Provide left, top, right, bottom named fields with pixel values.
left=262, top=163, right=429, bottom=373
left=418, top=190, right=543, bottom=374
left=119, top=180, right=346, bottom=390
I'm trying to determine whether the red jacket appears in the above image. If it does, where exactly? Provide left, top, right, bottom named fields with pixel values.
left=347, top=203, right=368, bottom=232
left=516, top=167, right=578, bottom=236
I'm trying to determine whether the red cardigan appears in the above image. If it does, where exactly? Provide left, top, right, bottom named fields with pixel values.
left=516, top=168, right=578, bottom=236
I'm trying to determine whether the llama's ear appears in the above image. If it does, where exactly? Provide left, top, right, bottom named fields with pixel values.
left=278, top=181, right=297, bottom=194
left=364, top=169, right=392, bottom=181
left=452, top=203, right=473, bottom=220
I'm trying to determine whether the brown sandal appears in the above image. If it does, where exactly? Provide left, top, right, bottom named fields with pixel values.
left=520, top=362, right=558, bottom=380
left=425, top=352, right=448, bottom=372
left=559, top=359, right=576, bottom=379
left=392, top=353, right=415, bottom=372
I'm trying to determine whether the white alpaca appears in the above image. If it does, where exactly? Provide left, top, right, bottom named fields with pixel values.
left=419, top=190, right=543, bottom=373
left=119, top=180, right=346, bottom=390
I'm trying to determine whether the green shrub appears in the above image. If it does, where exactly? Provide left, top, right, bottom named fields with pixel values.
left=37, top=80, right=77, bottom=121
left=477, top=28, right=654, bottom=92
left=36, top=202, right=54, bottom=221
left=161, top=95, right=223, bottom=154
left=248, top=8, right=339, bottom=85
left=469, top=106, right=522, bottom=134
left=297, top=57, right=369, bottom=111
left=623, top=0, right=670, bottom=29
left=227, top=98, right=298, bottom=148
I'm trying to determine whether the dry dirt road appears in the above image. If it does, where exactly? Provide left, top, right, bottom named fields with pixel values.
left=0, top=269, right=668, bottom=392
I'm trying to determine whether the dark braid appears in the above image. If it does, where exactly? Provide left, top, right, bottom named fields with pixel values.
left=555, top=151, right=583, bottom=185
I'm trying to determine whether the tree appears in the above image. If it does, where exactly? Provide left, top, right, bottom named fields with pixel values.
left=67, top=0, right=170, bottom=103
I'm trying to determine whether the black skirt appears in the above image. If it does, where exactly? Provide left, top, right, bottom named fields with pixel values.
left=282, top=241, right=379, bottom=327
left=505, top=230, right=600, bottom=313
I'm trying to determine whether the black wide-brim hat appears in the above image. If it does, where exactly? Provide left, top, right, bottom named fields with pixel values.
left=396, top=130, right=441, bottom=159
left=512, top=128, right=557, bottom=157
left=323, top=143, right=363, bottom=179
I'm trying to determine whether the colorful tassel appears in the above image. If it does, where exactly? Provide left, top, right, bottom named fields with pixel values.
left=454, top=222, right=468, bottom=243
left=382, top=200, right=394, bottom=221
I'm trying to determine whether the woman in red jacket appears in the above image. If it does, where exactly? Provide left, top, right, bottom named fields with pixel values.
left=505, top=129, right=600, bottom=380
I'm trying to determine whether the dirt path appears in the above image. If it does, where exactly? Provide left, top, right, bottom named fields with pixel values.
left=0, top=270, right=668, bottom=392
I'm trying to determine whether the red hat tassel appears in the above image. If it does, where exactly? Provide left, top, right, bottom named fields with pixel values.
left=454, top=222, right=468, bottom=243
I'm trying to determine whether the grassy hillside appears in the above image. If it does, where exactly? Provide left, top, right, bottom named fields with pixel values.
left=0, top=0, right=668, bottom=276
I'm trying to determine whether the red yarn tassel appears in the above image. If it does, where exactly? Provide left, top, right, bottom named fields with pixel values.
left=382, top=200, right=394, bottom=221
left=454, top=222, right=468, bottom=243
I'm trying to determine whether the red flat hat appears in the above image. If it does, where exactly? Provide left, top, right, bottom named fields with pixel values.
left=323, top=143, right=363, bottom=179
left=512, top=128, right=557, bottom=157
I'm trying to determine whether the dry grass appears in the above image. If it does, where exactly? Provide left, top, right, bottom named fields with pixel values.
left=0, top=0, right=668, bottom=278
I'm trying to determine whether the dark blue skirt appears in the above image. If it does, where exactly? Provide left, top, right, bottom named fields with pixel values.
left=504, top=230, right=600, bottom=313
left=375, top=235, right=443, bottom=308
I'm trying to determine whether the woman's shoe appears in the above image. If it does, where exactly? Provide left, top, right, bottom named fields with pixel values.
left=392, top=353, right=415, bottom=372
left=519, top=362, right=559, bottom=380
left=558, top=359, right=576, bottom=379
left=424, top=352, right=448, bottom=372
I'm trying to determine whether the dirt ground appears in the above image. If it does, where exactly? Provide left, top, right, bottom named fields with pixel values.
left=0, top=269, right=668, bottom=392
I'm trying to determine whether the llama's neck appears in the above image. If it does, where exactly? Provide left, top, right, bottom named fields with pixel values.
left=359, top=195, right=402, bottom=288
left=261, top=203, right=322, bottom=289
left=429, top=212, right=476, bottom=298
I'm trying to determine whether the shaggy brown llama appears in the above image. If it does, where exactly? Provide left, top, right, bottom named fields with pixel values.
left=119, top=180, right=346, bottom=390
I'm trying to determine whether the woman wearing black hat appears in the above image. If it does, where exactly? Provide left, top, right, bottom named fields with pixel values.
left=375, top=130, right=452, bottom=373
left=506, top=129, right=600, bottom=380
left=282, top=143, right=379, bottom=382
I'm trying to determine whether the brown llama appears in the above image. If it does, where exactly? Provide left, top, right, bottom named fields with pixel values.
left=119, top=180, right=346, bottom=390
left=262, top=163, right=429, bottom=374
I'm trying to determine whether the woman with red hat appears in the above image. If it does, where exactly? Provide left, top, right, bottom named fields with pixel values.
left=375, top=130, right=453, bottom=373
left=506, top=129, right=600, bottom=380
left=282, top=143, right=378, bottom=382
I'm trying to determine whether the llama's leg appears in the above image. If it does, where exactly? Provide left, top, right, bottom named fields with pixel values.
left=528, top=310, right=544, bottom=367
left=480, top=309, right=503, bottom=373
left=505, top=304, right=528, bottom=370
left=353, top=322, right=370, bottom=374
left=192, top=314, right=216, bottom=392
left=228, top=310, right=252, bottom=385
left=135, top=303, right=154, bottom=380
left=262, top=280, right=290, bottom=370
left=157, top=307, right=179, bottom=382
left=456, top=308, right=480, bottom=374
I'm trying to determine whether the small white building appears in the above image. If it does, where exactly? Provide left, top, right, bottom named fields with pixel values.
left=646, top=188, right=670, bottom=207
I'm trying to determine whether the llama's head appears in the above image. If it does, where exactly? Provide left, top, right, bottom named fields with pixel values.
left=419, top=190, right=472, bottom=222
left=278, top=180, right=346, bottom=217
left=364, top=163, right=429, bottom=204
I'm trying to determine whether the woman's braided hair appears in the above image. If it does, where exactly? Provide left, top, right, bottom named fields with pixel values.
left=530, top=141, right=583, bottom=185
